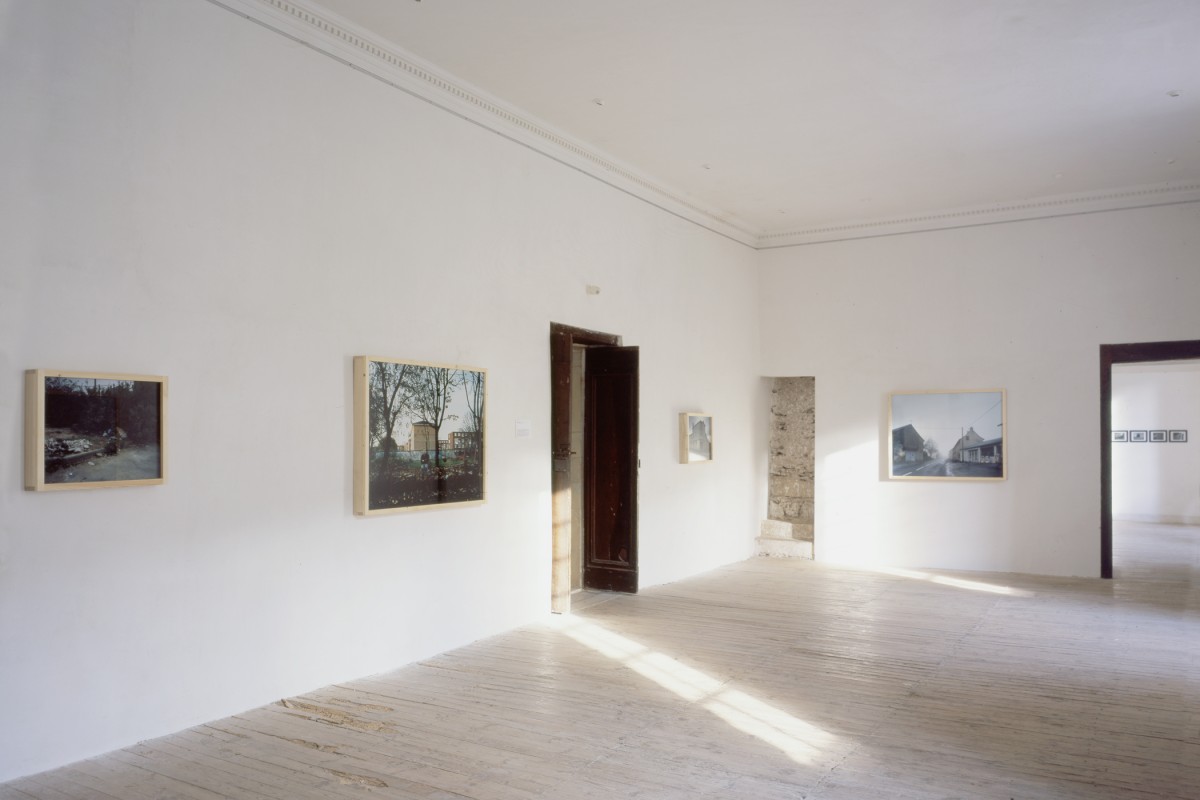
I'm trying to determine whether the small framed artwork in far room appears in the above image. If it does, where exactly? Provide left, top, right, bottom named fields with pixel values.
left=1169, top=430, right=1188, bottom=443
left=1149, top=430, right=1168, bottom=443
left=888, top=389, right=1006, bottom=480
left=1111, top=430, right=1129, bottom=442
left=1129, top=430, right=1148, bottom=442
left=25, top=369, right=167, bottom=491
left=679, top=412, right=713, bottom=464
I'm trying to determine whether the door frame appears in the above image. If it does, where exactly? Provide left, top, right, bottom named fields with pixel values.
left=550, top=322, right=622, bottom=613
left=1099, top=338, right=1200, bottom=578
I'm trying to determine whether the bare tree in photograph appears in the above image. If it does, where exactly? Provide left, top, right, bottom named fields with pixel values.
left=459, top=368, right=484, bottom=467
left=369, top=361, right=412, bottom=464
left=410, top=367, right=462, bottom=496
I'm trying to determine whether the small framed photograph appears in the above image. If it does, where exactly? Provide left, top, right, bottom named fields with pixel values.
left=353, top=356, right=486, bottom=515
left=889, top=389, right=1006, bottom=480
left=679, top=412, right=713, bottom=463
left=25, top=370, right=167, bottom=491
left=1149, top=430, right=1168, bottom=443
left=1111, top=430, right=1129, bottom=442
left=1169, top=430, right=1188, bottom=443
left=1129, top=430, right=1148, bottom=442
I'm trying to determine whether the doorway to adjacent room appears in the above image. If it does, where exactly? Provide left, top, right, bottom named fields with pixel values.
left=1100, top=338, right=1200, bottom=578
left=550, top=323, right=640, bottom=612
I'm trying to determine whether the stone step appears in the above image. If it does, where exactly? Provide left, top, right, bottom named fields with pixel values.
left=756, top=535, right=813, bottom=559
left=759, top=518, right=794, bottom=538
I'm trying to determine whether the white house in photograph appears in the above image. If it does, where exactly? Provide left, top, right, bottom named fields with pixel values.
left=2, top=1, right=1198, bottom=797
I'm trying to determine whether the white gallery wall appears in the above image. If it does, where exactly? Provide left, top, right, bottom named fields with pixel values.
left=1112, top=363, right=1200, bottom=524
left=760, top=202, right=1200, bottom=577
left=0, top=0, right=766, bottom=781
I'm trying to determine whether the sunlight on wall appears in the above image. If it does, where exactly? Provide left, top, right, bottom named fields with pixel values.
left=820, top=437, right=890, bottom=565
left=871, top=566, right=1034, bottom=597
left=550, top=616, right=835, bottom=764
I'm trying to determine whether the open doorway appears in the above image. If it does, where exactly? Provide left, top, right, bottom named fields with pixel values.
left=1099, top=339, right=1200, bottom=578
left=1110, top=360, right=1200, bottom=581
left=550, top=323, right=639, bottom=613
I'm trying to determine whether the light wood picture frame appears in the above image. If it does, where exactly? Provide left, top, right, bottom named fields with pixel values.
left=25, top=369, right=167, bottom=491
left=353, top=356, right=486, bottom=515
left=889, top=389, right=1006, bottom=481
left=679, top=412, right=713, bottom=464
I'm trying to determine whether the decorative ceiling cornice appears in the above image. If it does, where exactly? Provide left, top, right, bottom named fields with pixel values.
left=208, top=0, right=761, bottom=247
left=212, top=0, right=1200, bottom=251
left=757, top=181, right=1200, bottom=248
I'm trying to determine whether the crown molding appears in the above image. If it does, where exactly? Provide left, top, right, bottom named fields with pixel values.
left=207, top=0, right=761, bottom=247
left=757, top=181, right=1200, bottom=248
left=209, top=1, right=1200, bottom=252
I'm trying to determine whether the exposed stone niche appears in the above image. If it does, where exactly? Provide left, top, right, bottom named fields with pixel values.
left=757, top=376, right=815, bottom=559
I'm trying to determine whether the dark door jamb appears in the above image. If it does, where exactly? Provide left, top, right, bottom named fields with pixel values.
left=1100, top=339, right=1200, bottom=578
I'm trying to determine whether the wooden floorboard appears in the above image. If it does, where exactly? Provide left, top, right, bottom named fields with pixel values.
left=4, top=521, right=1197, bottom=798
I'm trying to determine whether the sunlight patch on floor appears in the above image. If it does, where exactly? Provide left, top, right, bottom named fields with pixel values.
left=873, top=566, right=1034, bottom=597
left=550, top=615, right=835, bottom=764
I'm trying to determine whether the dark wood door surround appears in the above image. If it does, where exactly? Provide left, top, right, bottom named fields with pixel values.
left=550, top=323, right=640, bottom=610
left=1100, top=339, right=1200, bottom=578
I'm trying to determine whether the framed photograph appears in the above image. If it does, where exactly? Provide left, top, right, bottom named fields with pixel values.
left=1169, top=429, right=1188, bottom=443
left=1112, top=430, right=1129, bottom=442
left=353, top=356, right=486, bottom=515
left=1129, top=430, right=1148, bottom=442
left=1149, top=430, right=1168, bottom=443
left=889, top=389, right=1006, bottom=480
left=679, top=412, right=714, bottom=464
left=25, top=370, right=167, bottom=491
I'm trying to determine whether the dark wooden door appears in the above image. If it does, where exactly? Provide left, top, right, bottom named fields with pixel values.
left=584, top=346, right=639, bottom=593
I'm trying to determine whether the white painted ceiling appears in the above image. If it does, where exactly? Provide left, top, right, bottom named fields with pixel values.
left=311, top=0, right=1200, bottom=244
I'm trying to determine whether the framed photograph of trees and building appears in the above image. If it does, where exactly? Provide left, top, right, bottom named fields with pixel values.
left=25, top=369, right=167, bottom=491
left=888, top=389, right=1006, bottom=481
left=353, top=356, right=486, bottom=515
left=679, top=412, right=713, bottom=463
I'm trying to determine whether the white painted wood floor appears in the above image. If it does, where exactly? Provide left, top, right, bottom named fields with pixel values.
left=4, top=522, right=1198, bottom=799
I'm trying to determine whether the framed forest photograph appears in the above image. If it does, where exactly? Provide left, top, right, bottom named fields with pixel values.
left=25, top=369, right=167, bottom=491
left=353, top=356, right=486, bottom=515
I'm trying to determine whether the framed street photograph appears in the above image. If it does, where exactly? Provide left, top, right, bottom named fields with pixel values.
left=889, top=389, right=1006, bottom=480
left=25, top=370, right=167, bottom=491
left=1129, top=430, right=1148, bottom=442
left=1111, top=430, right=1129, bottom=442
left=1149, top=430, right=1168, bottom=443
left=679, top=412, right=713, bottom=464
left=353, top=356, right=486, bottom=515
left=1169, top=429, right=1188, bottom=443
